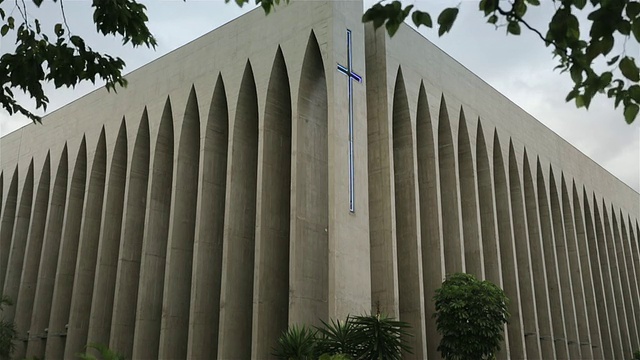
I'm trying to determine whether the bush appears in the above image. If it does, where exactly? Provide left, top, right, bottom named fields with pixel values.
left=434, top=273, right=509, bottom=360
left=0, top=296, right=16, bottom=360
left=632, top=349, right=640, bottom=360
left=273, top=313, right=412, bottom=360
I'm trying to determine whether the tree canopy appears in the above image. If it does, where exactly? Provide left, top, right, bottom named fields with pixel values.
left=0, top=0, right=638, bottom=123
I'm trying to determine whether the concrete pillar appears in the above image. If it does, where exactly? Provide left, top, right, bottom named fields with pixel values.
left=109, top=113, right=150, bottom=358
left=601, top=202, right=633, bottom=357
left=44, top=139, right=87, bottom=359
left=391, top=68, right=426, bottom=360
left=536, top=160, right=570, bottom=360
left=582, top=190, right=615, bottom=359
left=289, top=31, right=329, bottom=326
left=508, top=143, right=542, bottom=360
left=571, top=184, right=604, bottom=359
left=560, top=176, right=592, bottom=358
left=549, top=169, right=581, bottom=359
left=522, top=151, right=556, bottom=359
left=417, top=83, right=444, bottom=360
left=186, top=74, right=228, bottom=360
left=627, top=215, right=640, bottom=349
left=458, top=110, right=483, bottom=278
left=618, top=211, right=640, bottom=348
left=492, top=131, right=525, bottom=360
left=251, top=48, right=292, bottom=359
left=609, top=206, right=636, bottom=355
left=438, top=95, right=463, bottom=274
left=87, top=120, right=128, bottom=348
left=159, top=86, right=201, bottom=359
left=65, top=130, right=107, bottom=359
left=217, top=62, right=259, bottom=360
left=2, top=158, right=42, bottom=326
left=132, top=99, right=174, bottom=360
left=365, top=24, right=399, bottom=320
left=0, top=167, right=18, bottom=288
left=23, top=146, right=68, bottom=359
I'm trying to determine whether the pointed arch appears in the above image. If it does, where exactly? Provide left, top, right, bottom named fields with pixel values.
left=606, top=204, right=634, bottom=355
left=87, top=119, right=128, bottom=349
left=583, top=189, right=615, bottom=359
left=391, top=68, right=426, bottom=359
left=0, top=166, right=19, bottom=292
left=559, top=175, right=591, bottom=358
left=132, top=98, right=174, bottom=360
left=251, top=47, right=293, bottom=359
left=592, top=194, right=624, bottom=358
left=438, top=95, right=462, bottom=274
left=536, top=160, right=570, bottom=359
left=549, top=168, right=581, bottom=358
left=23, top=145, right=68, bottom=359
left=571, top=183, right=604, bottom=359
left=416, top=82, right=441, bottom=360
left=492, top=131, right=525, bottom=359
left=522, top=150, right=555, bottom=359
left=44, top=138, right=88, bottom=359
left=187, top=74, right=228, bottom=359
left=289, top=30, right=329, bottom=328
left=457, top=109, right=481, bottom=277
left=109, top=110, right=151, bottom=359
left=217, top=60, right=260, bottom=360
left=159, top=86, right=201, bottom=359
left=618, top=210, right=640, bottom=348
left=476, top=121, right=500, bottom=284
left=508, top=142, right=541, bottom=360
left=2, top=157, right=44, bottom=324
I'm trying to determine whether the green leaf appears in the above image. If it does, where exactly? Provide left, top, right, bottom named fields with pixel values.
left=570, top=66, right=583, bottom=84
left=618, top=20, right=631, bottom=35
left=624, top=103, right=639, bottom=123
left=633, top=20, right=640, bottom=42
left=507, top=21, right=521, bottom=35
left=626, top=2, right=640, bottom=18
left=0, top=25, right=8, bottom=36
left=487, top=14, right=498, bottom=24
left=574, top=0, right=587, bottom=9
left=54, top=23, right=64, bottom=37
left=607, top=55, right=620, bottom=66
left=620, top=57, right=640, bottom=82
left=437, top=7, right=459, bottom=36
left=411, top=11, right=432, bottom=28
left=629, top=85, right=640, bottom=101
left=576, top=95, right=586, bottom=108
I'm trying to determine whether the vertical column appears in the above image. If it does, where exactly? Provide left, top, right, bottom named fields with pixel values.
left=159, top=87, right=201, bottom=359
left=492, top=131, right=525, bottom=359
left=251, top=48, right=293, bottom=359
left=508, top=143, right=541, bottom=360
left=619, top=212, right=640, bottom=348
left=217, top=62, right=259, bottom=360
left=392, top=68, right=426, bottom=360
left=23, top=146, right=68, bottom=359
left=187, top=75, right=228, bottom=359
left=560, top=176, right=591, bottom=358
left=417, top=83, right=443, bottom=360
left=0, top=167, right=18, bottom=292
left=44, top=139, right=88, bottom=359
left=132, top=99, right=174, bottom=360
left=522, top=151, right=555, bottom=359
left=109, top=113, right=150, bottom=358
left=65, top=130, right=107, bottom=358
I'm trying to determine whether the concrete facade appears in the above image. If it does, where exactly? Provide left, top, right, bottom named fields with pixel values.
left=0, top=1, right=638, bottom=359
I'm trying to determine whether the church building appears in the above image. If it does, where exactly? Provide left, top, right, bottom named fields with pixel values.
left=0, top=1, right=639, bottom=359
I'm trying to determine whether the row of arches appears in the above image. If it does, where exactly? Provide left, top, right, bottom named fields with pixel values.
left=382, top=67, right=640, bottom=359
left=0, top=32, right=328, bottom=360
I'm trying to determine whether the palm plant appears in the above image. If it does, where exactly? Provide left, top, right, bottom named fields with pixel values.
left=350, top=314, right=412, bottom=360
left=272, top=325, right=318, bottom=360
left=76, top=343, right=125, bottom=360
left=315, top=317, right=361, bottom=358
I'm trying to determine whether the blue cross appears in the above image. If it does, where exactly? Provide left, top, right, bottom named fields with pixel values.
left=337, top=29, right=362, bottom=213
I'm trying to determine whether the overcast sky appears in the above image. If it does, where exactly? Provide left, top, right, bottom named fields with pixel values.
left=0, top=0, right=638, bottom=192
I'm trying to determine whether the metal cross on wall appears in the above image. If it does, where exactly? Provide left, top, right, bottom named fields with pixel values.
left=337, top=29, right=362, bottom=213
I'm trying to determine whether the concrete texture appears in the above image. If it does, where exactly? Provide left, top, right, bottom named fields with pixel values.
left=0, top=1, right=639, bottom=358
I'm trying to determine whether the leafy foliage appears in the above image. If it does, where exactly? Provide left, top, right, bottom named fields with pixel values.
left=0, top=296, right=16, bottom=360
left=633, top=349, right=640, bottom=360
left=273, top=313, right=412, bottom=360
left=433, top=273, right=509, bottom=360
left=76, top=343, right=126, bottom=360
left=362, top=0, right=640, bottom=123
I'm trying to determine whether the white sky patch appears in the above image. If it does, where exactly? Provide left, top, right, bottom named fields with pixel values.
left=0, top=0, right=638, bottom=192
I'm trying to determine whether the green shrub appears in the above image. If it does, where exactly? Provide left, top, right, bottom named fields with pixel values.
left=0, top=296, right=16, bottom=360
left=434, top=273, right=509, bottom=360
